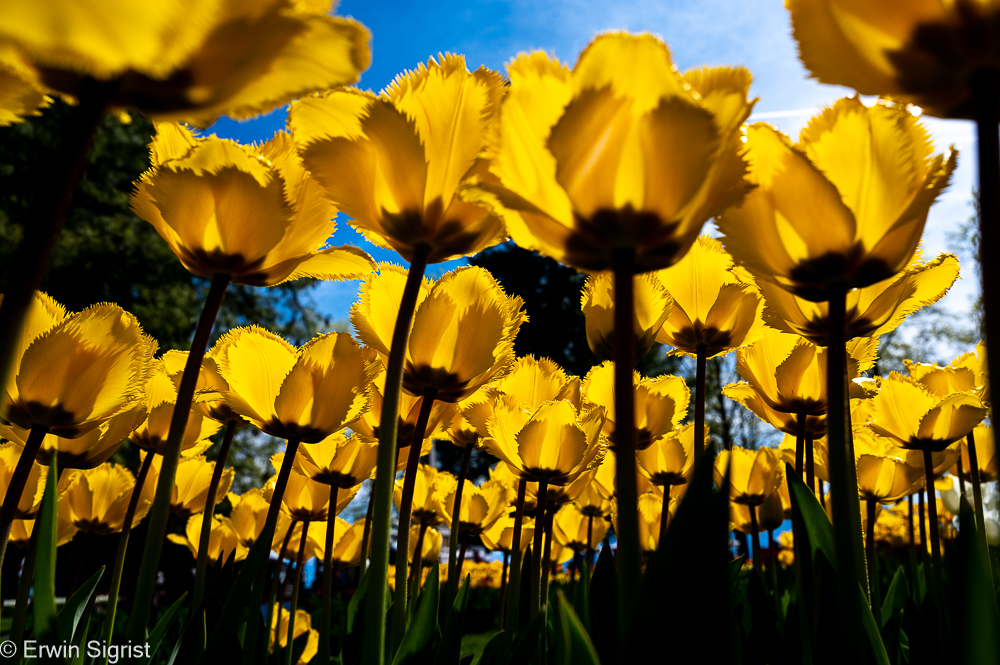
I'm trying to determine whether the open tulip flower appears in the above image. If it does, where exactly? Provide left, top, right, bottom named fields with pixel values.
left=583, top=362, right=689, bottom=451
left=349, top=370, right=452, bottom=457
left=0, top=0, right=370, bottom=124
left=353, top=264, right=525, bottom=404
left=906, top=350, right=986, bottom=400
left=143, top=453, right=233, bottom=519
left=62, top=464, right=153, bottom=535
left=0, top=51, right=47, bottom=126
left=132, top=124, right=375, bottom=286
left=572, top=479, right=612, bottom=519
left=554, top=502, right=608, bottom=554
left=441, top=479, right=509, bottom=537
left=729, top=489, right=785, bottom=535
left=393, top=465, right=455, bottom=528
left=958, top=424, right=996, bottom=484
left=210, top=326, right=379, bottom=444
left=718, top=98, right=955, bottom=302
left=0, top=441, right=46, bottom=519
left=168, top=513, right=247, bottom=564
left=163, top=348, right=247, bottom=428
left=294, top=431, right=377, bottom=491
left=481, top=515, right=535, bottom=555
left=269, top=606, right=319, bottom=665
left=228, top=489, right=293, bottom=552
left=636, top=422, right=700, bottom=489
left=854, top=430, right=925, bottom=504
left=291, top=54, right=507, bottom=266
left=761, top=253, right=960, bottom=346
left=267, top=453, right=359, bottom=523
left=903, top=448, right=961, bottom=489
left=635, top=493, right=671, bottom=556
left=9, top=505, right=78, bottom=549
left=653, top=235, right=765, bottom=358
left=129, top=358, right=221, bottom=456
left=580, top=272, right=672, bottom=361
left=304, top=517, right=368, bottom=569
left=409, top=524, right=443, bottom=566
left=715, top=447, right=782, bottom=507
left=487, top=356, right=582, bottom=411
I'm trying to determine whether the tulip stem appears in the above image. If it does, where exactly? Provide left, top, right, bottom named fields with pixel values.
left=805, top=434, right=815, bottom=495
left=284, top=521, right=310, bottom=665
left=586, top=514, right=594, bottom=571
left=530, top=480, right=549, bottom=616
left=457, top=530, right=470, bottom=582
left=499, top=551, right=509, bottom=621
left=917, top=488, right=926, bottom=563
left=10, top=515, right=40, bottom=646
left=966, top=431, right=992, bottom=582
left=659, top=484, right=671, bottom=543
left=767, top=528, right=778, bottom=599
left=319, top=486, right=339, bottom=665
left=611, top=250, right=641, bottom=635
left=267, top=526, right=296, bottom=654
left=957, top=455, right=967, bottom=496
left=865, top=498, right=876, bottom=606
left=242, top=438, right=301, bottom=665
left=540, top=508, right=554, bottom=607
left=360, top=483, right=374, bottom=579
left=100, top=451, right=154, bottom=661
left=695, top=345, right=708, bottom=461
left=749, top=506, right=762, bottom=578
left=192, top=420, right=238, bottom=610
left=129, top=273, right=229, bottom=640
left=408, top=521, right=428, bottom=609
left=365, top=245, right=429, bottom=665
left=0, top=425, right=47, bottom=589
left=795, top=413, right=805, bottom=478
left=447, top=444, right=472, bottom=604
left=906, top=494, right=919, bottom=584
left=391, top=389, right=436, bottom=648
left=922, top=448, right=946, bottom=612
left=504, top=480, right=527, bottom=635
left=824, top=285, right=868, bottom=645
left=0, top=77, right=116, bottom=402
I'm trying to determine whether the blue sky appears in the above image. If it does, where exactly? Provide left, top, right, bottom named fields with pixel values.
left=209, top=0, right=980, bottom=328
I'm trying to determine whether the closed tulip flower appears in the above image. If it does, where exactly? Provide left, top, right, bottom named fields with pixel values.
left=143, top=453, right=232, bottom=519
left=715, top=448, right=782, bottom=507
left=62, top=464, right=152, bottom=535
left=580, top=272, right=672, bottom=361
left=290, top=54, right=507, bottom=266
left=635, top=493, right=670, bottom=556
left=168, top=513, right=246, bottom=564
left=958, top=424, right=996, bottom=484
left=583, top=362, right=689, bottom=451
left=269, top=607, right=319, bottom=665
left=294, top=431, right=377, bottom=490
left=855, top=431, right=925, bottom=504
left=393, top=465, right=455, bottom=528
left=441, top=479, right=509, bottom=536
left=266, top=453, right=359, bottom=523
left=132, top=125, right=375, bottom=287
left=304, top=517, right=367, bottom=569
left=637, top=422, right=699, bottom=488
left=409, top=525, right=442, bottom=566
left=0, top=441, right=45, bottom=518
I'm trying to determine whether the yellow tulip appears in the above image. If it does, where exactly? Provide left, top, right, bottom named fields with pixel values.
left=441, top=479, right=509, bottom=536
left=393, top=465, right=455, bottom=528
left=266, top=453, right=359, bottom=523
left=9, top=504, right=78, bottom=549
left=958, top=424, right=996, bottom=483
left=572, top=480, right=611, bottom=518
left=470, top=33, right=754, bottom=274
left=715, top=447, right=782, bottom=506
left=168, top=513, right=246, bottom=564
left=273, top=520, right=304, bottom=559
left=227, top=488, right=292, bottom=551
left=483, top=394, right=605, bottom=486
left=444, top=392, right=493, bottom=450
left=481, top=515, right=535, bottom=555
left=779, top=433, right=831, bottom=482
left=349, top=371, right=453, bottom=457
left=129, top=359, right=221, bottom=456
left=729, top=492, right=785, bottom=533
left=582, top=362, right=689, bottom=450
left=210, top=326, right=379, bottom=443
left=903, top=448, right=961, bottom=485
left=528, top=468, right=604, bottom=508
left=144, top=453, right=232, bottom=519
left=269, top=606, right=319, bottom=665
left=786, top=0, right=1000, bottom=119
left=854, top=429, right=924, bottom=503
left=0, top=49, right=47, bottom=125
left=906, top=351, right=984, bottom=398
left=580, top=272, right=672, bottom=360
left=408, top=524, right=442, bottom=566
left=290, top=54, right=506, bottom=265
left=636, top=422, right=701, bottom=488
left=761, top=253, right=959, bottom=345
left=590, top=450, right=656, bottom=499
left=2, top=292, right=154, bottom=438
left=132, top=124, right=374, bottom=286
left=868, top=373, right=987, bottom=452
left=294, top=431, right=376, bottom=489
left=0, top=440, right=45, bottom=518
left=62, top=464, right=152, bottom=535
left=352, top=264, right=525, bottom=403
left=653, top=235, right=765, bottom=357
left=718, top=97, right=956, bottom=301
left=0, top=0, right=370, bottom=124
left=635, top=493, right=668, bottom=556
left=163, top=348, right=245, bottom=426
left=303, top=517, right=367, bottom=569
left=553, top=503, right=608, bottom=554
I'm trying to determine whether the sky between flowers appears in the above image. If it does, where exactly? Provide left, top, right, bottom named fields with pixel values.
left=209, top=0, right=979, bottom=326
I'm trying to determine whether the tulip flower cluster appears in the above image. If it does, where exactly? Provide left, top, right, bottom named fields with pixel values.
left=2, top=4, right=999, bottom=665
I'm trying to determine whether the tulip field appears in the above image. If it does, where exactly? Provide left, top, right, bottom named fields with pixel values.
left=2, top=1, right=1000, bottom=664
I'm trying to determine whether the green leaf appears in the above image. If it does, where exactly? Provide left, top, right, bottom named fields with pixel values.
left=392, top=564, right=439, bottom=665
left=33, top=460, right=60, bottom=644
left=855, top=582, right=891, bottom=665
left=343, top=571, right=369, bottom=665
left=587, top=542, right=617, bottom=665
left=785, top=464, right=835, bottom=567
left=551, top=591, right=599, bottom=665
left=137, top=592, right=188, bottom=665
left=729, top=555, right=747, bottom=590
left=472, top=630, right=506, bottom=665
left=572, top=560, right=590, bottom=634
left=955, top=498, right=1000, bottom=663
left=58, top=565, right=104, bottom=643
left=880, top=567, right=909, bottom=628
left=434, top=575, right=470, bottom=665
left=503, top=610, right=544, bottom=665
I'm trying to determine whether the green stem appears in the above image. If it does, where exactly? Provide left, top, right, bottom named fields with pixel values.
left=923, top=448, right=946, bottom=610
left=749, top=505, right=762, bottom=578
left=540, top=507, right=553, bottom=608
left=408, top=521, right=428, bottom=609
left=128, top=273, right=229, bottom=640
left=966, top=431, right=992, bottom=583
left=767, top=528, right=778, bottom=602
left=806, top=433, right=816, bottom=495
left=865, top=497, right=876, bottom=605
left=10, top=515, right=40, bottom=646
left=658, top=484, right=671, bottom=543
left=364, top=246, right=429, bottom=665
left=611, top=250, right=640, bottom=635
left=918, top=488, right=927, bottom=563
left=795, top=412, right=805, bottom=479
left=499, top=551, right=509, bottom=623
left=530, top=481, right=548, bottom=617
left=360, top=483, right=374, bottom=580
left=957, top=453, right=967, bottom=496
left=319, top=485, right=339, bottom=665
left=586, top=514, right=594, bottom=571
left=695, top=345, right=707, bottom=461
left=906, top=494, right=919, bottom=585
left=391, top=390, right=436, bottom=648
left=267, top=526, right=296, bottom=655
left=284, top=521, right=309, bottom=665
left=504, top=480, right=527, bottom=636
left=0, top=426, right=47, bottom=589
left=447, top=444, right=472, bottom=603
left=192, top=420, right=238, bottom=609
left=824, top=285, right=868, bottom=649
left=0, top=77, right=116, bottom=400
left=101, top=452, right=154, bottom=662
